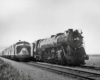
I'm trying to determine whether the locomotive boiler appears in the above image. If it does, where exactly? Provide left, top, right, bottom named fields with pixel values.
left=32, top=29, right=89, bottom=65
left=1, top=41, right=31, bottom=61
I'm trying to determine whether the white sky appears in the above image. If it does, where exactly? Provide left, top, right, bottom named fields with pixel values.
left=0, top=0, right=100, bottom=54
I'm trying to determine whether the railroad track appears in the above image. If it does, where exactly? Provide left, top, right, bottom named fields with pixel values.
left=24, top=62, right=100, bottom=80
left=79, top=65, right=100, bottom=71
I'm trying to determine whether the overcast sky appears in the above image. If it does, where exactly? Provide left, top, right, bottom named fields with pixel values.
left=0, top=0, right=100, bottom=54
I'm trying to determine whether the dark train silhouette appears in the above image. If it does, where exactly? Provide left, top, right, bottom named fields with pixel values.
left=1, top=29, right=89, bottom=65
left=31, top=29, right=89, bottom=65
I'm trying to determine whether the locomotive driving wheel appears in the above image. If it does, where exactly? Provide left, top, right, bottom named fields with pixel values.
left=54, top=53, right=59, bottom=64
left=66, top=59, right=72, bottom=65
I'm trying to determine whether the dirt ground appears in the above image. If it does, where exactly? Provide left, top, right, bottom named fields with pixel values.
left=0, top=55, right=100, bottom=80
left=85, top=55, right=100, bottom=67
left=0, top=57, right=78, bottom=80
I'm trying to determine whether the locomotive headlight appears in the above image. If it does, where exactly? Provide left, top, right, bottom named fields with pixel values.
left=23, top=48, right=26, bottom=51
left=74, top=37, right=79, bottom=40
left=22, top=48, right=27, bottom=53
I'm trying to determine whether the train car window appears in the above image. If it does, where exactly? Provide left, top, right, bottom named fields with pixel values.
left=16, top=46, right=31, bottom=54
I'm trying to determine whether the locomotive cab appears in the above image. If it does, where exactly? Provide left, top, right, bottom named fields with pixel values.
left=15, top=41, right=31, bottom=61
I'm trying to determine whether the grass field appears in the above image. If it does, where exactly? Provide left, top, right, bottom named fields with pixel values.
left=85, top=55, right=100, bottom=67
left=0, top=58, right=32, bottom=80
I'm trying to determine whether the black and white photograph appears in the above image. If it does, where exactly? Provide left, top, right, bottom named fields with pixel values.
left=0, top=0, right=100, bottom=80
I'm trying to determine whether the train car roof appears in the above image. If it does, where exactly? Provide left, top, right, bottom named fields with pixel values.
left=16, top=41, right=30, bottom=45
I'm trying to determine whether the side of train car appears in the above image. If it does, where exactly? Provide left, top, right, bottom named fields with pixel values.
left=1, top=41, right=31, bottom=61
left=31, top=29, right=89, bottom=65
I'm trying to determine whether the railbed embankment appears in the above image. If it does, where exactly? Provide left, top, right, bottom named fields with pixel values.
left=0, top=57, right=78, bottom=80
left=0, top=58, right=32, bottom=80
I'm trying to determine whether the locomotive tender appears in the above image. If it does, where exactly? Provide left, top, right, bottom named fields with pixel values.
left=32, top=29, right=89, bottom=65
left=1, top=41, right=31, bottom=61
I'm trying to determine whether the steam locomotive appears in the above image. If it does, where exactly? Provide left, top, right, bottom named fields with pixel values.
left=31, top=29, right=89, bottom=65
left=1, top=41, right=31, bottom=61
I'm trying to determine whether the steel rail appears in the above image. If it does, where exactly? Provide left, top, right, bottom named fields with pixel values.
left=79, top=65, right=100, bottom=70
left=1, top=57, right=100, bottom=80
left=24, top=62, right=100, bottom=80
